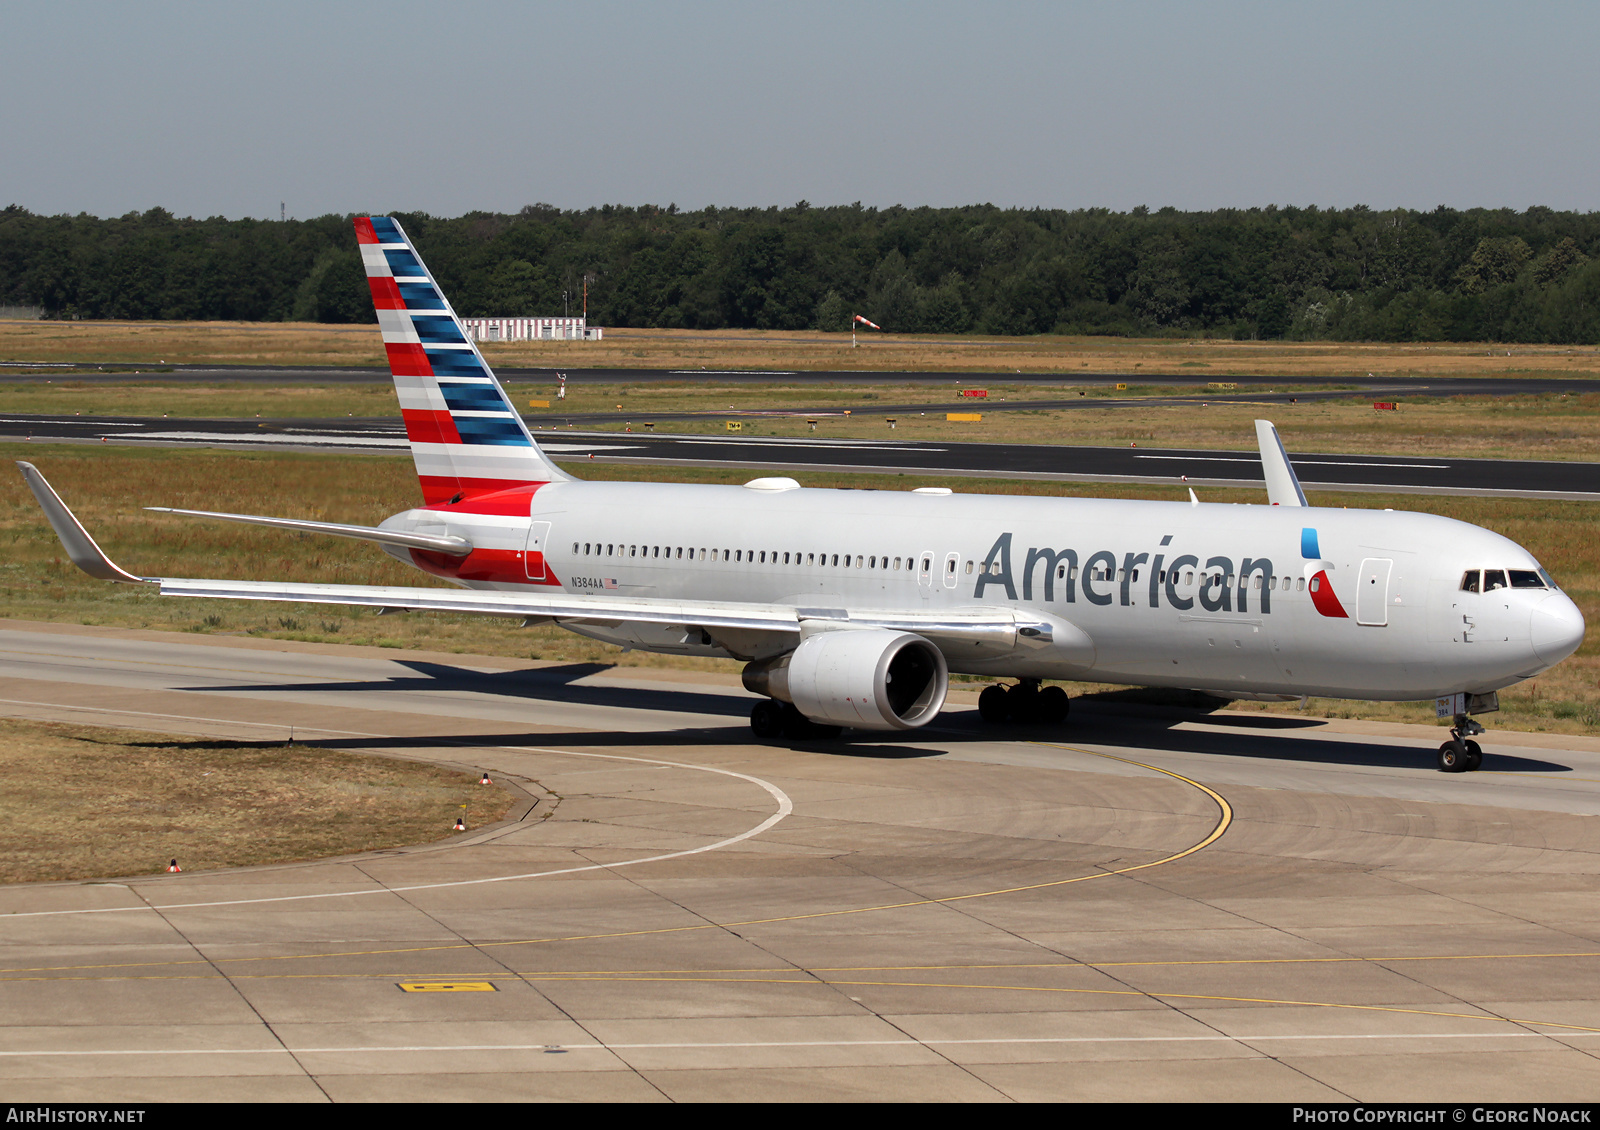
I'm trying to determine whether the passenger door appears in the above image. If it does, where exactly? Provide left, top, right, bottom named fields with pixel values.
left=1356, top=557, right=1393, bottom=626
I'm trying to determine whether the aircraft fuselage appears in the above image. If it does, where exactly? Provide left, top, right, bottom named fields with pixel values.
left=380, top=479, right=1584, bottom=702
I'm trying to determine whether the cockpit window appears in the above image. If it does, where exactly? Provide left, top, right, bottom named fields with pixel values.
left=1539, top=568, right=1560, bottom=591
left=1509, top=570, right=1546, bottom=589
left=1484, top=569, right=1507, bottom=592
left=1460, top=570, right=1481, bottom=593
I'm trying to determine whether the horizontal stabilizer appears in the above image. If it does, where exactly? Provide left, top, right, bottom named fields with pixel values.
left=1255, top=419, right=1307, bottom=507
left=16, top=462, right=144, bottom=582
left=146, top=507, right=473, bottom=556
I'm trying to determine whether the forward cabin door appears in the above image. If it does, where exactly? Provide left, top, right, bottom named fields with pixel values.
left=1356, top=557, right=1393, bottom=626
left=524, top=521, right=552, bottom=581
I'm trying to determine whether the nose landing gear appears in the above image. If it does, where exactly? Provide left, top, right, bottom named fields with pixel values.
left=1438, top=714, right=1486, bottom=773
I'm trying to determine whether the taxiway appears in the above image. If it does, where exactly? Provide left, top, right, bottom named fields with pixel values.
left=2, top=621, right=1598, bottom=1101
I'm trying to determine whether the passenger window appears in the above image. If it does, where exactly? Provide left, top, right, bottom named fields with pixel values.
left=1055, top=565, right=1064, bottom=579
left=946, top=559, right=956, bottom=574
left=1296, top=577, right=1304, bottom=591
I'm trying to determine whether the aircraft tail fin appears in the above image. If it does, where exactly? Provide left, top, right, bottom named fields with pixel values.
left=356, top=215, right=570, bottom=505
left=1255, top=419, right=1307, bottom=507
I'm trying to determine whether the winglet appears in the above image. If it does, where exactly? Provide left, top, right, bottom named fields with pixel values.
left=16, top=462, right=146, bottom=582
left=1254, top=420, right=1307, bottom=507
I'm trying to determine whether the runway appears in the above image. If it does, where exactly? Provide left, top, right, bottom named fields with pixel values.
left=3, top=621, right=1599, bottom=1101
left=6, top=413, right=1599, bottom=498
left=7, top=360, right=1600, bottom=396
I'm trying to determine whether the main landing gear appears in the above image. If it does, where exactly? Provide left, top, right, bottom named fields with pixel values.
left=750, top=699, right=843, bottom=742
left=1438, top=714, right=1486, bottom=773
left=978, top=679, right=1070, bottom=726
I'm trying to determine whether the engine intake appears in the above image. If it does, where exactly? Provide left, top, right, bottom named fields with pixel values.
left=743, top=629, right=948, bottom=731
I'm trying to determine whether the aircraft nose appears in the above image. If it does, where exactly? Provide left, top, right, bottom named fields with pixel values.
left=1531, top=593, right=1586, bottom=666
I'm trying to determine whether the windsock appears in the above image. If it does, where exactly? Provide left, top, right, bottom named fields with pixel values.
left=853, top=315, right=881, bottom=330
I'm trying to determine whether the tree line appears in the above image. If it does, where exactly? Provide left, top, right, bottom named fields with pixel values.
left=1, top=201, right=1597, bottom=342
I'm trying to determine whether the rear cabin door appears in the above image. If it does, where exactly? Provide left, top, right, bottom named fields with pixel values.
left=524, top=521, right=552, bottom=581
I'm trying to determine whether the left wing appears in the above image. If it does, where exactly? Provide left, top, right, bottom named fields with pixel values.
left=18, top=461, right=1063, bottom=655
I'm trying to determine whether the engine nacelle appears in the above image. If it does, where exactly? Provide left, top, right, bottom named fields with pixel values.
left=742, top=629, right=948, bottom=731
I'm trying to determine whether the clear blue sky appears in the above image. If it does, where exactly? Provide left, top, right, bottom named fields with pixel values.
left=4, top=0, right=1596, bottom=220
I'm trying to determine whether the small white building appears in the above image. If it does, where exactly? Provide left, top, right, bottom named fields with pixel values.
left=460, top=317, right=602, bottom=342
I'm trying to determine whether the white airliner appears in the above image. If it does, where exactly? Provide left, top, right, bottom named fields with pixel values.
left=17, top=216, right=1586, bottom=772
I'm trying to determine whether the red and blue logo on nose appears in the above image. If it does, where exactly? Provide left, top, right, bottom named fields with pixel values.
left=1302, top=528, right=1347, bottom=618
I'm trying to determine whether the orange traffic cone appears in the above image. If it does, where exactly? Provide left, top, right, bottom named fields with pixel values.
left=453, top=816, right=466, bottom=832
left=167, top=859, right=182, bottom=873
left=479, top=772, right=491, bottom=786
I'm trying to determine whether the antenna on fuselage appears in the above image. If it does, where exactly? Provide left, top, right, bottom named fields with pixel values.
left=1255, top=419, right=1307, bottom=507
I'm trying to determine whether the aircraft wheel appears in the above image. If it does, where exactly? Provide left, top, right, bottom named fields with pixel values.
left=1438, top=740, right=1468, bottom=773
left=1464, top=740, right=1483, bottom=772
left=751, top=699, right=783, bottom=739
left=978, top=685, right=1010, bottom=724
left=777, top=702, right=842, bottom=741
left=1037, top=685, right=1070, bottom=725
left=1009, top=683, right=1041, bottom=723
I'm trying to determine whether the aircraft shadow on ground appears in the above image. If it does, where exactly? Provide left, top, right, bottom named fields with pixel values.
left=176, top=659, right=758, bottom=721
left=171, top=660, right=1574, bottom=774
left=941, top=704, right=1573, bottom=774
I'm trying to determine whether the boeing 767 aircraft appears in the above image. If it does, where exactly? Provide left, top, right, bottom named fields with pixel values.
left=18, top=216, right=1586, bottom=771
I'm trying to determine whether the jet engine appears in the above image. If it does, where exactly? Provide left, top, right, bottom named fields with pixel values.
left=742, top=629, right=948, bottom=731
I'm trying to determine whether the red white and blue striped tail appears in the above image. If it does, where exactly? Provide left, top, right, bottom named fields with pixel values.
left=355, top=215, right=570, bottom=505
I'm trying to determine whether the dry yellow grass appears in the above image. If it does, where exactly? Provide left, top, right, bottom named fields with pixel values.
left=3, top=319, right=1598, bottom=379
left=0, top=718, right=515, bottom=883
